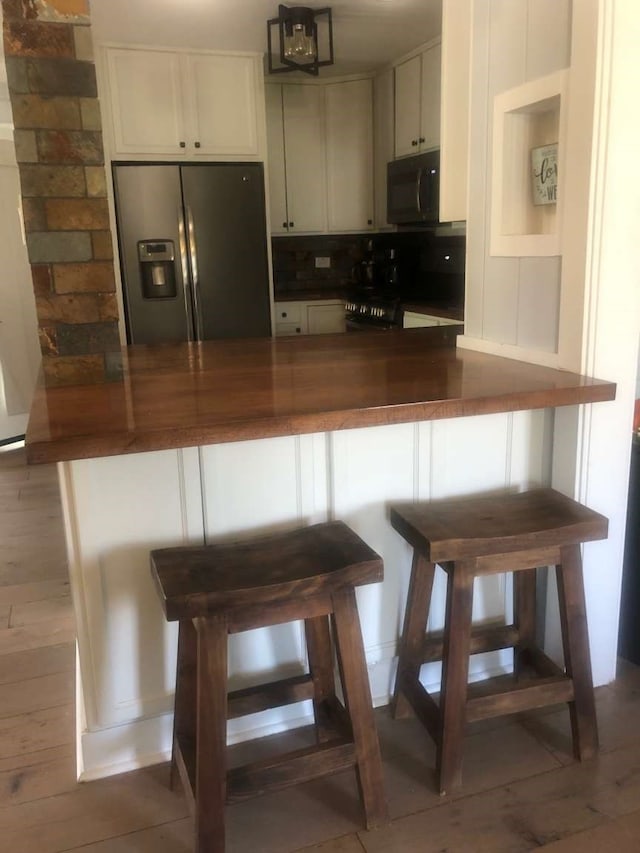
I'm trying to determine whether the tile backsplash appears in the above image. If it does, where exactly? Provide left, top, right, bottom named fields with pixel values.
left=272, top=234, right=371, bottom=298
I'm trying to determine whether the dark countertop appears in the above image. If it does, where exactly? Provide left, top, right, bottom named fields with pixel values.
left=25, top=328, right=615, bottom=465
left=274, top=289, right=348, bottom=302
left=273, top=291, right=464, bottom=323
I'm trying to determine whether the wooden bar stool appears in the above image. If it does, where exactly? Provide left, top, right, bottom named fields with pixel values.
left=151, top=521, right=388, bottom=853
left=390, top=488, right=608, bottom=795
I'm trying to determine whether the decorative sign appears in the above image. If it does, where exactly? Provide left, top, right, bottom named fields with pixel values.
left=531, top=143, right=558, bottom=206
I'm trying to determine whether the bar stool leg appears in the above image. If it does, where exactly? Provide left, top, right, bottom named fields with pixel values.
left=391, top=552, right=436, bottom=719
left=305, top=615, right=336, bottom=742
left=332, top=587, right=388, bottom=829
left=556, top=545, right=599, bottom=760
left=437, top=561, right=474, bottom=795
left=195, top=614, right=228, bottom=853
left=171, top=618, right=197, bottom=791
left=514, top=567, right=537, bottom=678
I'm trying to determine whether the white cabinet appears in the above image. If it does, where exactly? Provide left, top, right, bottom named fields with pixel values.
left=265, top=85, right=289, bottom=235
left=282, top=85, right=327, bottom=234
left=185, top=53, right=259, bottom=156
left=264, top=85, right=327, bottom=234
left=275, top=300, right=345, bottom=336
left=265, top=79, right=374, bottom=235
left=373, top=69, right=394, bottom=230
left=325, top=79, right=374, bottom=233
left=403, top=311, right=461, bottom=329
left=307, top=302, right=347, bottom=334
left=104, top=47, right=262, bottom=159
left=274, top=301, right=307, bottom=335
left=394, top=42, right=441, bottom=158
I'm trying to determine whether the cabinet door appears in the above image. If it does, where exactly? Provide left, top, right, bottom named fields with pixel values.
left=419, top=43, right=441, bottom=151
left=185, top=53, right=259, bottom=156
left=394, top=55, right=421, bottom=158
left=275, top=322, right=306, bottom=337
left=282, top=85, right=327, bottom=233
left=325, top=79, right=374, bottom=233
left=307, top=303, right=346, bottom=334
left=106, top=48, right=186, bottom=156
left=373, top=69, right=394, bottom=230
left=265, top=85, right=289, bottom=235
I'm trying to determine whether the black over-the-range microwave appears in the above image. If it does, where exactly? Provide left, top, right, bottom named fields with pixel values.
left=387, top=149, right=440, bottom=225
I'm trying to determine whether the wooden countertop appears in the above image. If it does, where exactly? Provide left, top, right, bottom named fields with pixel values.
left=25, top=329, right=616, bottom=465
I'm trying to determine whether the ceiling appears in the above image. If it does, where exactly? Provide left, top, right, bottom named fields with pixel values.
left=88, top=0, right=443, bottom=76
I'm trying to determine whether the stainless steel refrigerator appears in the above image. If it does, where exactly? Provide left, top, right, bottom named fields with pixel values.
left=112, top=163, right=272, bottom=345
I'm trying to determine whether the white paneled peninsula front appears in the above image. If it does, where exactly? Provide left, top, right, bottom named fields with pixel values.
left=25, top=330, right=615, bottom=780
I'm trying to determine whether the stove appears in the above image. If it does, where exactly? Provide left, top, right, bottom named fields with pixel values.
left=344, top=294, right=401, bottom=331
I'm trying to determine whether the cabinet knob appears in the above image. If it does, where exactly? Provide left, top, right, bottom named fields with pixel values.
left=411, top=139, right=418, bottom=147
left=179, top=141, right=186, bottom=148
left=289, top=221, right=294, bottom=227
left=282, top=222, right=288, bottom=229
left=419, top=136, right=425, bottom=144
left=194, top=141, right=201, bottom=149
left=282, top=312, right=287, bottom=318
left=296, top=327, right=301, bottom=333
left=367, top=219, right=372, bottom=225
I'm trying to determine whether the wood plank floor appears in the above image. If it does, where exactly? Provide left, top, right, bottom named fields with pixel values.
left=2, top=443, right=640, bottom=852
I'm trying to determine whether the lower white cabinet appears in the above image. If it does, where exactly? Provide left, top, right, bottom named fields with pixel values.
left=403, top=311, right=461, bottom=329
left=275, top=300, right=345, bottom=336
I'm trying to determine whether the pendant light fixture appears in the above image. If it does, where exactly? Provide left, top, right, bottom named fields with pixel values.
left=267, top=5, right=334, bottom=76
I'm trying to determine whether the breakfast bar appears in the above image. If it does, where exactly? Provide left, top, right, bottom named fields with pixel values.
left=25, top=329, right=616, bottom=780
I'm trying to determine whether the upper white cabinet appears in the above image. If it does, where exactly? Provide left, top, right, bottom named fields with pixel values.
left=373, top=68, right=394, bottom=230
left=103, top=46, right=263, bottom=160
left=394, top=42, right=441, bottom=158
left=266, top=79, right=374, bottom=235
left=325, top=78, right=374, bottom=232
left=282, top=85, right=327, bottom=234
left=185, top=53, right=259, bottom=156
left=265, top=85, right=289, bottom=234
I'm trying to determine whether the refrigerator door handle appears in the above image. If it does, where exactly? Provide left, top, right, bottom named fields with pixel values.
left=177, top=206, right=194, bottom=342
left=185, top=205, right=203, bottom=341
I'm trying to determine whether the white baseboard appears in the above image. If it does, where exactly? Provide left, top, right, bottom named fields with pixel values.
left=78, top=648, right=513, bottom=782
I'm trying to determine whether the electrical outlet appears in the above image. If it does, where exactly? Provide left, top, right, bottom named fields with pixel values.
left=315, top=256, right=331, bottom=269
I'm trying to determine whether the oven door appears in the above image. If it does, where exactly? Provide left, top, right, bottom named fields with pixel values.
left=346, top=316, right=397, bottom=332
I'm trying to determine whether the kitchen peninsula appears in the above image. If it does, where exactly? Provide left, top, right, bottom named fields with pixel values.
left=26, top=329, right=615, bottom=781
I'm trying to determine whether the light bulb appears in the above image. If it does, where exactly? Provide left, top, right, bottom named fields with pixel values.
left=284, top=23, right=316, bottom=59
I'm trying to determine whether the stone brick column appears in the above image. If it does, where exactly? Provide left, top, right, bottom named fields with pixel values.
left=2, top=0, right=121, bottom=386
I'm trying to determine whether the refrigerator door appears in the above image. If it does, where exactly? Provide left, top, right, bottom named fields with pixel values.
left=180, top=163, right=271, bottom=340
left=113, top=164, right=194, bottom=344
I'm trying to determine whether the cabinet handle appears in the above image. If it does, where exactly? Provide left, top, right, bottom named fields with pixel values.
left=289, top=221, right=294, bottom=227
left=194, top=141, right=201, bottom=149
left=179, top=141, right=186, bottom=148
left=411, top=139, right=418, bottom=146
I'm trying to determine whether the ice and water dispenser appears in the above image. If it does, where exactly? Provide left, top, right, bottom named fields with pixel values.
left=137, top=240, right=177, bottom=299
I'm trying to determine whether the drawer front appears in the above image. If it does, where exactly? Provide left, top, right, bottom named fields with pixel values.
left=275, top=302, right=304, bottom=324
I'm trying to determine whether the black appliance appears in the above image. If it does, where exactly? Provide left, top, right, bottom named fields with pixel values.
left=112, top=162, right=271, bottom=345
left=346, top=242, right=402, bottom=331
left=387, top=150, right=440, bottom=225
left=345, top=232, right=464, bottom=332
